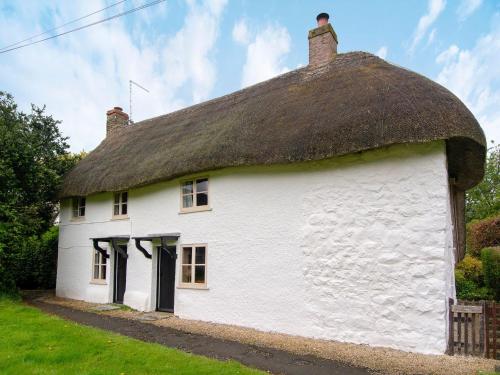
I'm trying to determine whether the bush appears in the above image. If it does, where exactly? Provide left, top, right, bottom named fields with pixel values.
left=14, top=227, right=59, bottom=290
left=0, top=245, right=17, bottom=297
left=466, top=215, right=500, bottom=257
left=481, top=247, right=500, bottom=301
left=456, top=255, right=483, bottom=284
left=455, top=269, right=491, bottom=300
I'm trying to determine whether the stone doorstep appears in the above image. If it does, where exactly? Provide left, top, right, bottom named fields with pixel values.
left=91, top=304, right=121, bottom=311
left=136, top=312, right=173, bottom=321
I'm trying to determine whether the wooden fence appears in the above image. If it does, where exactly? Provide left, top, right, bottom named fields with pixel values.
left=448, top=299, right=499, bottom=359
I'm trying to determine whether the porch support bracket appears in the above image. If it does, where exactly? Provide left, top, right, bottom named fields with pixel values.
left=134, top=238, right=152, bottom=259
left=92, top=239, right=110, bottom=259
left=111, top=238, right=128, bottom=259
left=90, top=236, right=130, bottom=259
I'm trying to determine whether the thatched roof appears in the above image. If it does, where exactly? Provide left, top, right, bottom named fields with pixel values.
left=60, top=52, right=485, bottom=198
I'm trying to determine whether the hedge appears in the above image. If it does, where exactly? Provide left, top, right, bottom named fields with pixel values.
left=466, top=215, right=500, bottom=257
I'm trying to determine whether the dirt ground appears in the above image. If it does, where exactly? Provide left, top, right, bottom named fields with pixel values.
left=25, top=292, right=499, bottom=375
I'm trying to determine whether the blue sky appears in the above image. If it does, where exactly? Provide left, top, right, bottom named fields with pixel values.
left=0, top=0, right=499, bottom=151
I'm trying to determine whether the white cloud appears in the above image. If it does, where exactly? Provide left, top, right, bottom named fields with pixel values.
left=409, top=0, right=446, bottom=54
left=427, top=28, right=437, bottom=46
left=0, top=0, right=227, bottom=151
left=162, top=0, right=227, bottom=103
left=457, top=0, right=482, bottom=21
left=436, top=21, right=500, bottom=143
left=240, top=24, right=291, bottom=88
left=232, top=19, right=250, bottom=45
left=375, top=46, right=388, bottom=59
left=436, top=44, right=459, bottom=64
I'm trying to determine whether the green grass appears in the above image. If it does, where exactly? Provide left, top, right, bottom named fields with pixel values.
left=0, top=298, right=263, bottom=375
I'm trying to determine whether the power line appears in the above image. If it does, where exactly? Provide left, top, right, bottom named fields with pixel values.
left=0, top=0, right=166, bottom=55
left=0, top=0, right=128, bottom=52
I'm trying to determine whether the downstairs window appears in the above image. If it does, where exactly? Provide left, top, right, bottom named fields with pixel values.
left=180, top=245, right=207, bottom=288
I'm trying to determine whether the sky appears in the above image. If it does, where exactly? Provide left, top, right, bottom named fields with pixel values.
left=0, top=0, right=499, bottom=152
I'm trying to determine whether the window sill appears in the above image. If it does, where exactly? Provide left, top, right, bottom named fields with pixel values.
left=90, top=280, right=107, bottom=285
left=179, top=207, right=212, bottom=214
left=177, top=284, right=209, bottom=290
left=111, top=215, right=129, bottom=221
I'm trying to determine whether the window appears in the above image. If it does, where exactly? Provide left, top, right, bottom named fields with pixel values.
left=113, top=191, right=128, bottom=217
left=92, top=250, right=107, bottom=281
left=72, top=197, right=86, bottom=218
left=181, top=178, right=209, bottom=211
left=180, top=245, right=207, bottom=287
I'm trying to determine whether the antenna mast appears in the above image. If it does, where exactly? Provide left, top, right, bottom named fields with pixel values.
left=129, top=79, right=149, bottom=124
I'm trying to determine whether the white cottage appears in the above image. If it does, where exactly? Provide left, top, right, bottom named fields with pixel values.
left=56, top=14, right=486, bottom=355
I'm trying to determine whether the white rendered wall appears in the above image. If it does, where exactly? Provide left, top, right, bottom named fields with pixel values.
left=56, top=141, right=455, bottom=354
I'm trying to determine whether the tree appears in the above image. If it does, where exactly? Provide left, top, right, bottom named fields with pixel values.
left=466, top=143, right=500, bottom=223
left=0, top=92, right=80, bottom=294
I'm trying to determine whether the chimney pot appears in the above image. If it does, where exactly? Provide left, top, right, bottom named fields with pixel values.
left=308, top=12, right=338, bottom=66
left=316, top=12, right=329, bottom=26
left=106, top=106, right=129, bottom=137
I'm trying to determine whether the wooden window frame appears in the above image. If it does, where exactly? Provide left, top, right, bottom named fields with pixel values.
left=178, top=244, right=208, bottom=289
left=112, top=191, right=129, bottom=219
left=71, top=197, right=86, bottom=219
left=179, top=177, right=210, bottom=213
left=91, top=249, right=107, bottom=284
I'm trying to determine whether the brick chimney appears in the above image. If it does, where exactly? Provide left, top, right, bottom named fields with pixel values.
left=106, top=106, right=129, bottom=137
left=308, top=12, right=338, bottom=66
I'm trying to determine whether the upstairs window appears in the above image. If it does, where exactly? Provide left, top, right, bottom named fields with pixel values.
left=92, top=249, right=107, bottom=281
left=180, top=245, right=207, bottom=287
left=113, top=191, right=128, bottom=217
left=181, top=178, right=209, bottom=212
left=72, top=197, right=86, bottom=218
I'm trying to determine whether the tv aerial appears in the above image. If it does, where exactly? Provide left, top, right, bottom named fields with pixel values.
left=129, top=79, right=149, bottom=124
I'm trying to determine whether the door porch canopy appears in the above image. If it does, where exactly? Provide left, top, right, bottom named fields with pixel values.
left=132, top=233, right=180, bottom=259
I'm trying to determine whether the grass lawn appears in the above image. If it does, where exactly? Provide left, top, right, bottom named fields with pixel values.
left=0, top=298, right=263, bottom=375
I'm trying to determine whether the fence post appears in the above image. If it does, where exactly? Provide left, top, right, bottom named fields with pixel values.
left=493, top=302, right=497, bottom=359
left=480, top=301, right=485, bottom=356
left=448, top=298, right=454, bottom=355
left=484, top=301, right=490, bottom=358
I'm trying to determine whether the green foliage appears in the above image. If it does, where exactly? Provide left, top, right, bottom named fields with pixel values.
left=14, top=227, right=59, bottom=290
left=455, top=247, right=499, bottom=301
left=466, top=143, right=500, bottom=223
left=466, top=215, right=500, bottom=257
left=0, top=92, right=80, bottom=294
left=481, top=247, right=500, bottom=301
left=456, top=255, right=483, bottom=284
left=455, top=269, right=491, bottom=300
left=0, top=299, right=263, bottom=374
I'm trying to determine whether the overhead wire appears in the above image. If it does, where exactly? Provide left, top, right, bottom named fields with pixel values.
left=0, top=0, right=129, bottom=52
left=0, top=0, right=166, bottom=54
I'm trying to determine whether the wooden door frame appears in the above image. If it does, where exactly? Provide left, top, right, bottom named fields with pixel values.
left=156, top=244, right=177, bottom=312
left=113, top=244, right=128, bottom=304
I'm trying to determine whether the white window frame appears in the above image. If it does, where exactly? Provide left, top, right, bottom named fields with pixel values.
left=91, top=249, right=107, bottom=284
left=72, top=197, right=86, bottom=219
left=180, top=177, right=210, bottom=213
left=178, top=244, right=207, bottom=289
left=112, top=191, right=128, bottom=218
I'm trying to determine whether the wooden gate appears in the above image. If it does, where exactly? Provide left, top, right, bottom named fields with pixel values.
left=448, top=299, right=499, bottom=359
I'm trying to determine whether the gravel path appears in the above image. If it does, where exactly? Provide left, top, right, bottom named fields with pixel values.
left=27, top=299, right=373, bottom=375
left=26, top=293, right=499, bottom=375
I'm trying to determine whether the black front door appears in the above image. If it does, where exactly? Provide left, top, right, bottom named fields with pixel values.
left=157, top=246, right=176, bottom=312
left=113, top=245, right=128, bottom=304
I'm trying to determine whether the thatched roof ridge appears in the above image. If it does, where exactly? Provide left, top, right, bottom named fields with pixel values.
left=60, top=52, right=485, bottom=198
